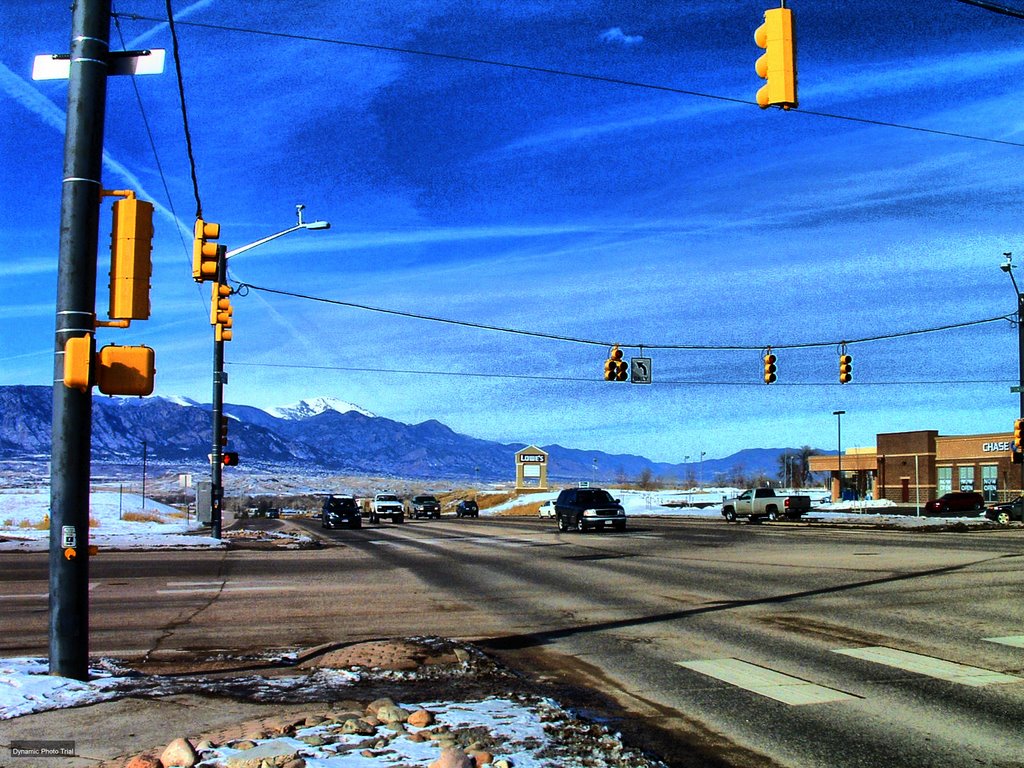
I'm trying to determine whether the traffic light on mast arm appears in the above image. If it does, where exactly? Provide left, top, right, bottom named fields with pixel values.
left=763, top=350, right=777, bottom=384
left=192, top=218, right=221, bottom=282
left=604, top=346, right=628, bottom=381
left=1014, top=418, right=1024, bottom=452
left=754, top=5, right=797, bottom=109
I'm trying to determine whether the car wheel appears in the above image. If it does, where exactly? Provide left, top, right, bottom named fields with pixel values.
left=997, top=511, right=1011, bottom=525
left=768, top=509, right=779, bottom=522
left=614, top=521, right=626, bottom=532
left=724, top=508, right=737, bottom=522
left=396, top=515, right=404, bottom=524
left=557, top=516, right=568, bottom=532
left=576, top=517, right=587, bottom=533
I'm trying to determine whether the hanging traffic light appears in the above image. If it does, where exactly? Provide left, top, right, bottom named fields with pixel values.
left=211, top=281, right=233, bottom=342
left=222, top=451, right=239, bottom=467
left=604, top=346, right=628, bottom=381
left=839, top=352, right=853, bottom=384
left=192, top=218, right=221, bottom=282
left=754, top=6, right=797, bottom=109
left=763, top=350, right=777, bottom=384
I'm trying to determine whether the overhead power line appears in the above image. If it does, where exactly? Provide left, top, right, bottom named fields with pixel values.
left=235, top=281, right=1012, bottom=352
left=115, top=13, right=1024, bottom=149
left=227, top=361, right=1014, bottom=388
left=161, top=1, right=203, bottom=219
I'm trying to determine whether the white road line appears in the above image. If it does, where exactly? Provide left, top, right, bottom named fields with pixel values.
left=676, top=658, right=859, bottom=705
left=833, top=646, right=1023, bottom=687
left=985, top=635, right=1024, bottom=649
left=0, top=593, right=47, bottom=601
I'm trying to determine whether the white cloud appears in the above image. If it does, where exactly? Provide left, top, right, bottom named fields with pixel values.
left=599, top=27, right=644, bottom=45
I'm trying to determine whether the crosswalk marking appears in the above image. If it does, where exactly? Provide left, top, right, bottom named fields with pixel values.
left=833, top=646, right=1023, bottom=687
left=985, top=635, right=1024, bottom=649
left=676, top=658, right=859, bottom=705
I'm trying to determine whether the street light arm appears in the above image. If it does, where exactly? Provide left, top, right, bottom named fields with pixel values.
left=224, top=221, right=330, bottom=259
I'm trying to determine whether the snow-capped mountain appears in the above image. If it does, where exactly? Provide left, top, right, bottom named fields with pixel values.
left=265, top=397, right=376, bottom=421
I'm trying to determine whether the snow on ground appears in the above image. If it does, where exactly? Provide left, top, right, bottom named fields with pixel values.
left=0, top=488, right=222, bottom=552
left=0, top=657, right=656, bottom=767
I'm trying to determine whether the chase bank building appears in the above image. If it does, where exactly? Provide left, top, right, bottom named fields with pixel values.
left=808, top=430, right=1021, bottom=503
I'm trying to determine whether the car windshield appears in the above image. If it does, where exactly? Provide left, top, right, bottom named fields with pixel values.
left=577, top=489, right=615, bottom=505
left=377, top=495, right=399, bottom=502
left=414, top=496, right=437, bottom=503
left=327, top=498, right=355, bottom=510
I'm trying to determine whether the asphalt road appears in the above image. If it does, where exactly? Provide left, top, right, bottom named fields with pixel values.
left=3, top=514, right=1024, bottom=767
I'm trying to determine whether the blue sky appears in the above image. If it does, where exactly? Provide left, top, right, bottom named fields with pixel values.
left=2, top=0, right=1024, bottom=464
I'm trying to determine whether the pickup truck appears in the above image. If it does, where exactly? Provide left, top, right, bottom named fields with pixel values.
left=722, top=488, right=811, bottom=523
left=369, top=493, right=405, bottom=524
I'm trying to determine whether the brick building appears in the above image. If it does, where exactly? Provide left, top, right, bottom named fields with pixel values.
left=808, top=430, right=1020, bottom=503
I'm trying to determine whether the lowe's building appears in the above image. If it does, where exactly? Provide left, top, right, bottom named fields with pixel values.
left=808, top=430, right=1020, bottom=504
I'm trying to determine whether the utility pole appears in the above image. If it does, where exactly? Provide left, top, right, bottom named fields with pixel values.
left=49, top=0, right=111, bottom=681
left=210, top=248, right=227, bottom=538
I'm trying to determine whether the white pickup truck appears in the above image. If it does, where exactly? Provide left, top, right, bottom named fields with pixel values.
left=369, top=493, right=405, bottom=524
left=721, top=487, right=811, bottom=523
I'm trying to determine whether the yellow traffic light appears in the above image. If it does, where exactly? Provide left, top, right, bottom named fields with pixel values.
left=604, top=346, right=628, bottom=381
left=1014, top=419, right=1023, bottom=452
left=763, top=351, right=777, bottom=384
left=211, top=282, right=234, bottom=342
left=755, top=6, right=797, bottom=110
left=96, top=344, right=155, bottom=397
left=108, top=197, right=154, bottom=320
left=192, top=218, right=221, bottom=282
left=839, top=353, right=852, bottom=384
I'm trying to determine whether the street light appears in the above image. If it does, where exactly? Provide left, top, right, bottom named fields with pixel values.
left=833, top=410, right=845, bottom=502
left=999, top=252, right=1024, bottom=497
left=699, top=451, right=706, bottom=487
left=207, top=204, right=331, bottom=538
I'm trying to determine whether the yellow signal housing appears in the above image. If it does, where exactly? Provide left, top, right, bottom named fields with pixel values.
left=755, top=7, right=797, bottom=109
left=1015, top=419, right=1023, bottom=452
left=109, top=197, right=154, bottom=320
left=192, top=218, right=221, bottom=282
left=63, top=334, right=94, bottom=392
left=96, top=344, right=155, bottom=397
left=839, top=353, right=853, bottom=384
left=763, top=352, right=778, bottom=384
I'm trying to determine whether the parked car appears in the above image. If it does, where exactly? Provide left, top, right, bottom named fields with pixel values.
left=554, top=487, right=626, bottom=532
left=455, top=499, right=479, bottom=518
left=985, top=496, right=1024, bottom=524
left=410, top=494, right=441, bottom=519
left=538, top=500, right=556, bottom=519
left=321, top=496, right=361, bottom=529
left=369, top=493, right=405, bottom=524
left=266, top=508, right=280, bottom=519
left=721, top=487, right=812, bottom=523
left=923, top=491, right=985, bottom=516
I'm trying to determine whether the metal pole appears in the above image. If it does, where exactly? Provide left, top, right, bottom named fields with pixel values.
left=49, top=0, right=110, bottom=681
left=1017, top=291, right=1024, bottom=497
left=141, top=439, right=147, bottom=511
left=210, top=248, right=226, bottom=539
left=833, top=410, right=845, bottom=501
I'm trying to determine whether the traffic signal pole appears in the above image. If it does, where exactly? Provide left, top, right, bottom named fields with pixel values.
left=210, top=249, right=227, bottom=539
left=50, top=0, right=111, bottom=680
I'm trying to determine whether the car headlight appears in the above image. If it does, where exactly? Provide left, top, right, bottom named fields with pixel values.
left=584, top=509, right=597, bottom=517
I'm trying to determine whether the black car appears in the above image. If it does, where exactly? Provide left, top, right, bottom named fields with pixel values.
left=985, top=496, right=1024, bottom=524
left=321, top=496, right=362, bottom=529
left=554, top=487, right=626, bottom=532
left=410, top=494, right=442, bottom=519
left=923, top=491, right=985, bottom=515
left=455, top=499, right=479, bottom=518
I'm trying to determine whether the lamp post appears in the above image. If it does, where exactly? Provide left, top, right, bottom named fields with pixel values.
left=699, top=451, right=706, bottom=487
left=833, top=410, right=846, bottom=501
left=1000, top=252, right=1024, bottom=497
left=208, top=205, right=330, bottom=538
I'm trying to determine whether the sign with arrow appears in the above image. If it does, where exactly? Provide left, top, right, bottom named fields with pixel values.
left=631, top=357, right=652, bottom=384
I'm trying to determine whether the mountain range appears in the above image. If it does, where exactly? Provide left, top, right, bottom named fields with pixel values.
left=0, top=385, right=808, bottom=483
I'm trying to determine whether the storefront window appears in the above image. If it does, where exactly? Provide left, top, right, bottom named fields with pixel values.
left=937, top=466, right=952, bottom=495
left=982, top=465, right=998, bottom=501
left=958, top=466, right=975, bottom=492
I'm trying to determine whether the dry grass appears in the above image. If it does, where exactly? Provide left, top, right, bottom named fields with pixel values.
left=495, top=499, right=544, bottom=517
left=122, top=510, right=166, bottom=524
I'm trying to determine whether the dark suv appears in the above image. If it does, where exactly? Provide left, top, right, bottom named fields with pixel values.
left=410, top=494, right=441, bottom=519
left=321, top=496, right=362, bottom=529
left=554, top=487, right=626, bottom=532
left=923, top=491, right=985, bottom=516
